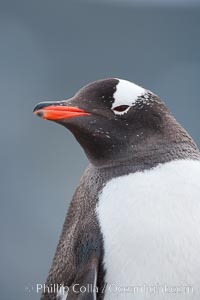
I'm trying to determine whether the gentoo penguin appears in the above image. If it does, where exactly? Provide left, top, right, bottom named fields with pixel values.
left=34, top=78, right=200, bottom=300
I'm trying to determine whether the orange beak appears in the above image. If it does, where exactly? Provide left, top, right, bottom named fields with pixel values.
left=33, top=103, right=91, bottom=120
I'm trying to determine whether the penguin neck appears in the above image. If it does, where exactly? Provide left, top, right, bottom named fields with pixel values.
left=87, top=115, right=200, bottom=170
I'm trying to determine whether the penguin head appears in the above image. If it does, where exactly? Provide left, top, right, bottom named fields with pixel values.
left=33, top=78, right=173, bottom=167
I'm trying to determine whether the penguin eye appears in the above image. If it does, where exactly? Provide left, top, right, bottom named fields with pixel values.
left=113, top=105, right=130, bottom=112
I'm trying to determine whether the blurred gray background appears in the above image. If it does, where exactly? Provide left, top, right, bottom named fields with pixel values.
left=1, top=0, right=200, bottom=299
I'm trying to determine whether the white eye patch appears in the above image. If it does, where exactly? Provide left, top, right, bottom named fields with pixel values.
left=112, top=79, right=146, bottom=115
